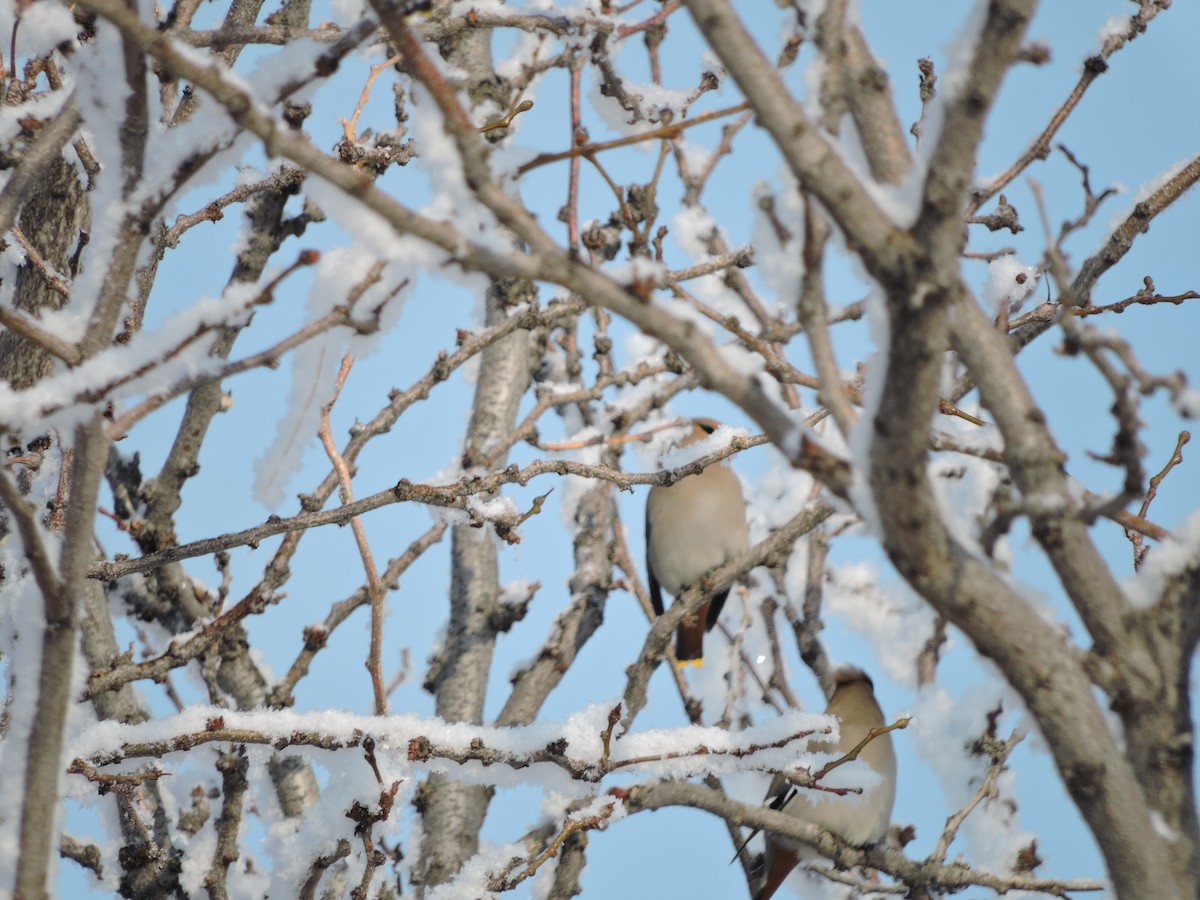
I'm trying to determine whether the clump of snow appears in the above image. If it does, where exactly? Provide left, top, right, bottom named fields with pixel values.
left=5, top=1, right=78, bottom=58
left=465, top=494, right=519, bottom=523
left=586, top=78, right=692, bottom=137
left=824, top=562, right=936, bottom=687
left=844, top=289, right=890, bottom=537
left=828, top=114, right=920, bottom=228
left=1122, top=508, right=1200, bottom=609
left=936, top=2, right=990, bottom=126
left=912, top=682, right=1038, bottom=874
left=0, top=569, right=48, bottom=894
left=252, top=261, right=358, bottom=508
left=1174, top=387, right=1200, bottom=419
left=73, top=703, right=834, bottom=791
left=1106, top=158, right=1190, bottom=233
left=409, top=90, right=511, bottom=257
left=0, top=279, right=266, bottom=436
left=303, top=175, right=435, bottom=267
left=671, top=205, right=719, bottom=258
left=749, top=454, right=818, bottom=533
left=496, top=580, right=535, bottom=609
left=329, top=0, right=366, bottom=24
left=128, top=44, right=261, bottom=206
left=927, top=442, right=1002, bottom=557
left=426, top=839, right=523, bottom=899
left=1095, top=14, right=1130, bottom=47
left=178, top=828, right=217, bottom=895
left=982, top=256, right=1039, bottom=313
left=605, top=256, right=668, bottom=290
left=554, top=433, right=608, bottom=530
left=0, top=447, right=92, bottom=895
left=905, top=0, right=988, bottom=172
left=719, top=341, right=767, bottom=383
left=673, top=135, right=714, bottom=178
left=654, top=422, right=748, bottom=470
left=0, top=91, right=69, bottom=153
left=750, top=176, right=804, bottom=306
left=495, top=28, right=545, bottom=82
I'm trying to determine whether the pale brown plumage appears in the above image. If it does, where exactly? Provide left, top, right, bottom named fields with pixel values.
left=645, top=419, right=750, bottom=664
left=753, top=668, right=897, bottom=900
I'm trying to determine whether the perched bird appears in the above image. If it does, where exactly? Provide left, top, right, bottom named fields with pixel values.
left=645, top=418, right=750, bottom=665
left=753, top=667, right=897, bottom=900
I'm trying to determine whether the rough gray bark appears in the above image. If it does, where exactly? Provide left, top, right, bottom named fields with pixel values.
left=80, top=580, right=187, bottom=897
left=416, top=278, right=537, bottom=891
left=495, top=474, right=614, bottom=728
left=0, top=152, right=86, bottom=389
left=15, top=419, right=112, bottom=899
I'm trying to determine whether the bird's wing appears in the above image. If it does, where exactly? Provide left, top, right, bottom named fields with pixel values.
left=645, top=516, right=665, bottom=617
left=705, top=587, right=730, bottom=631
left=731, top=775, right=796, bottom=862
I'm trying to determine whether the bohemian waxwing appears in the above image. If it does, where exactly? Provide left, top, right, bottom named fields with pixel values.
left=645, top=418, right=750, bottom=665
left=753, top=667, right=897, bottom=899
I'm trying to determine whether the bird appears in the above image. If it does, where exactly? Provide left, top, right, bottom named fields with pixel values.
left=645, top=418, right=750, bottom=665
left=751, top=667, right=897, bottom=900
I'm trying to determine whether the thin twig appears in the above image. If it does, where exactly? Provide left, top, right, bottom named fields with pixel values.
left=489, top=803, right=617, bottom=891
left=517, top=102, right=751, bottom=175
left=319, top=353, right=389, bottom=715
left=1128, top=431, right=1189, bottom=570
left=929, top=730, right=1022, bottom=864
left=341, top=54, right=402, bottom=143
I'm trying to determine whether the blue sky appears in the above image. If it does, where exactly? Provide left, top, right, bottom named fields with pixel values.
left=50, top=0, right=1200, bottom=896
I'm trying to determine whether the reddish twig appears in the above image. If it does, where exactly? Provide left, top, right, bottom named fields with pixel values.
left=516, top=102, right=751, bottom=175
left=319, top=354, right=389, bottom=715
left=1127, top=430, right=1189, bottom=570
left=342, top=54, right=402, bottom=143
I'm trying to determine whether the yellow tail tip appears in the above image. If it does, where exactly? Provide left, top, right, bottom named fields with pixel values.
left=675, top=658, right=704, bottom=669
